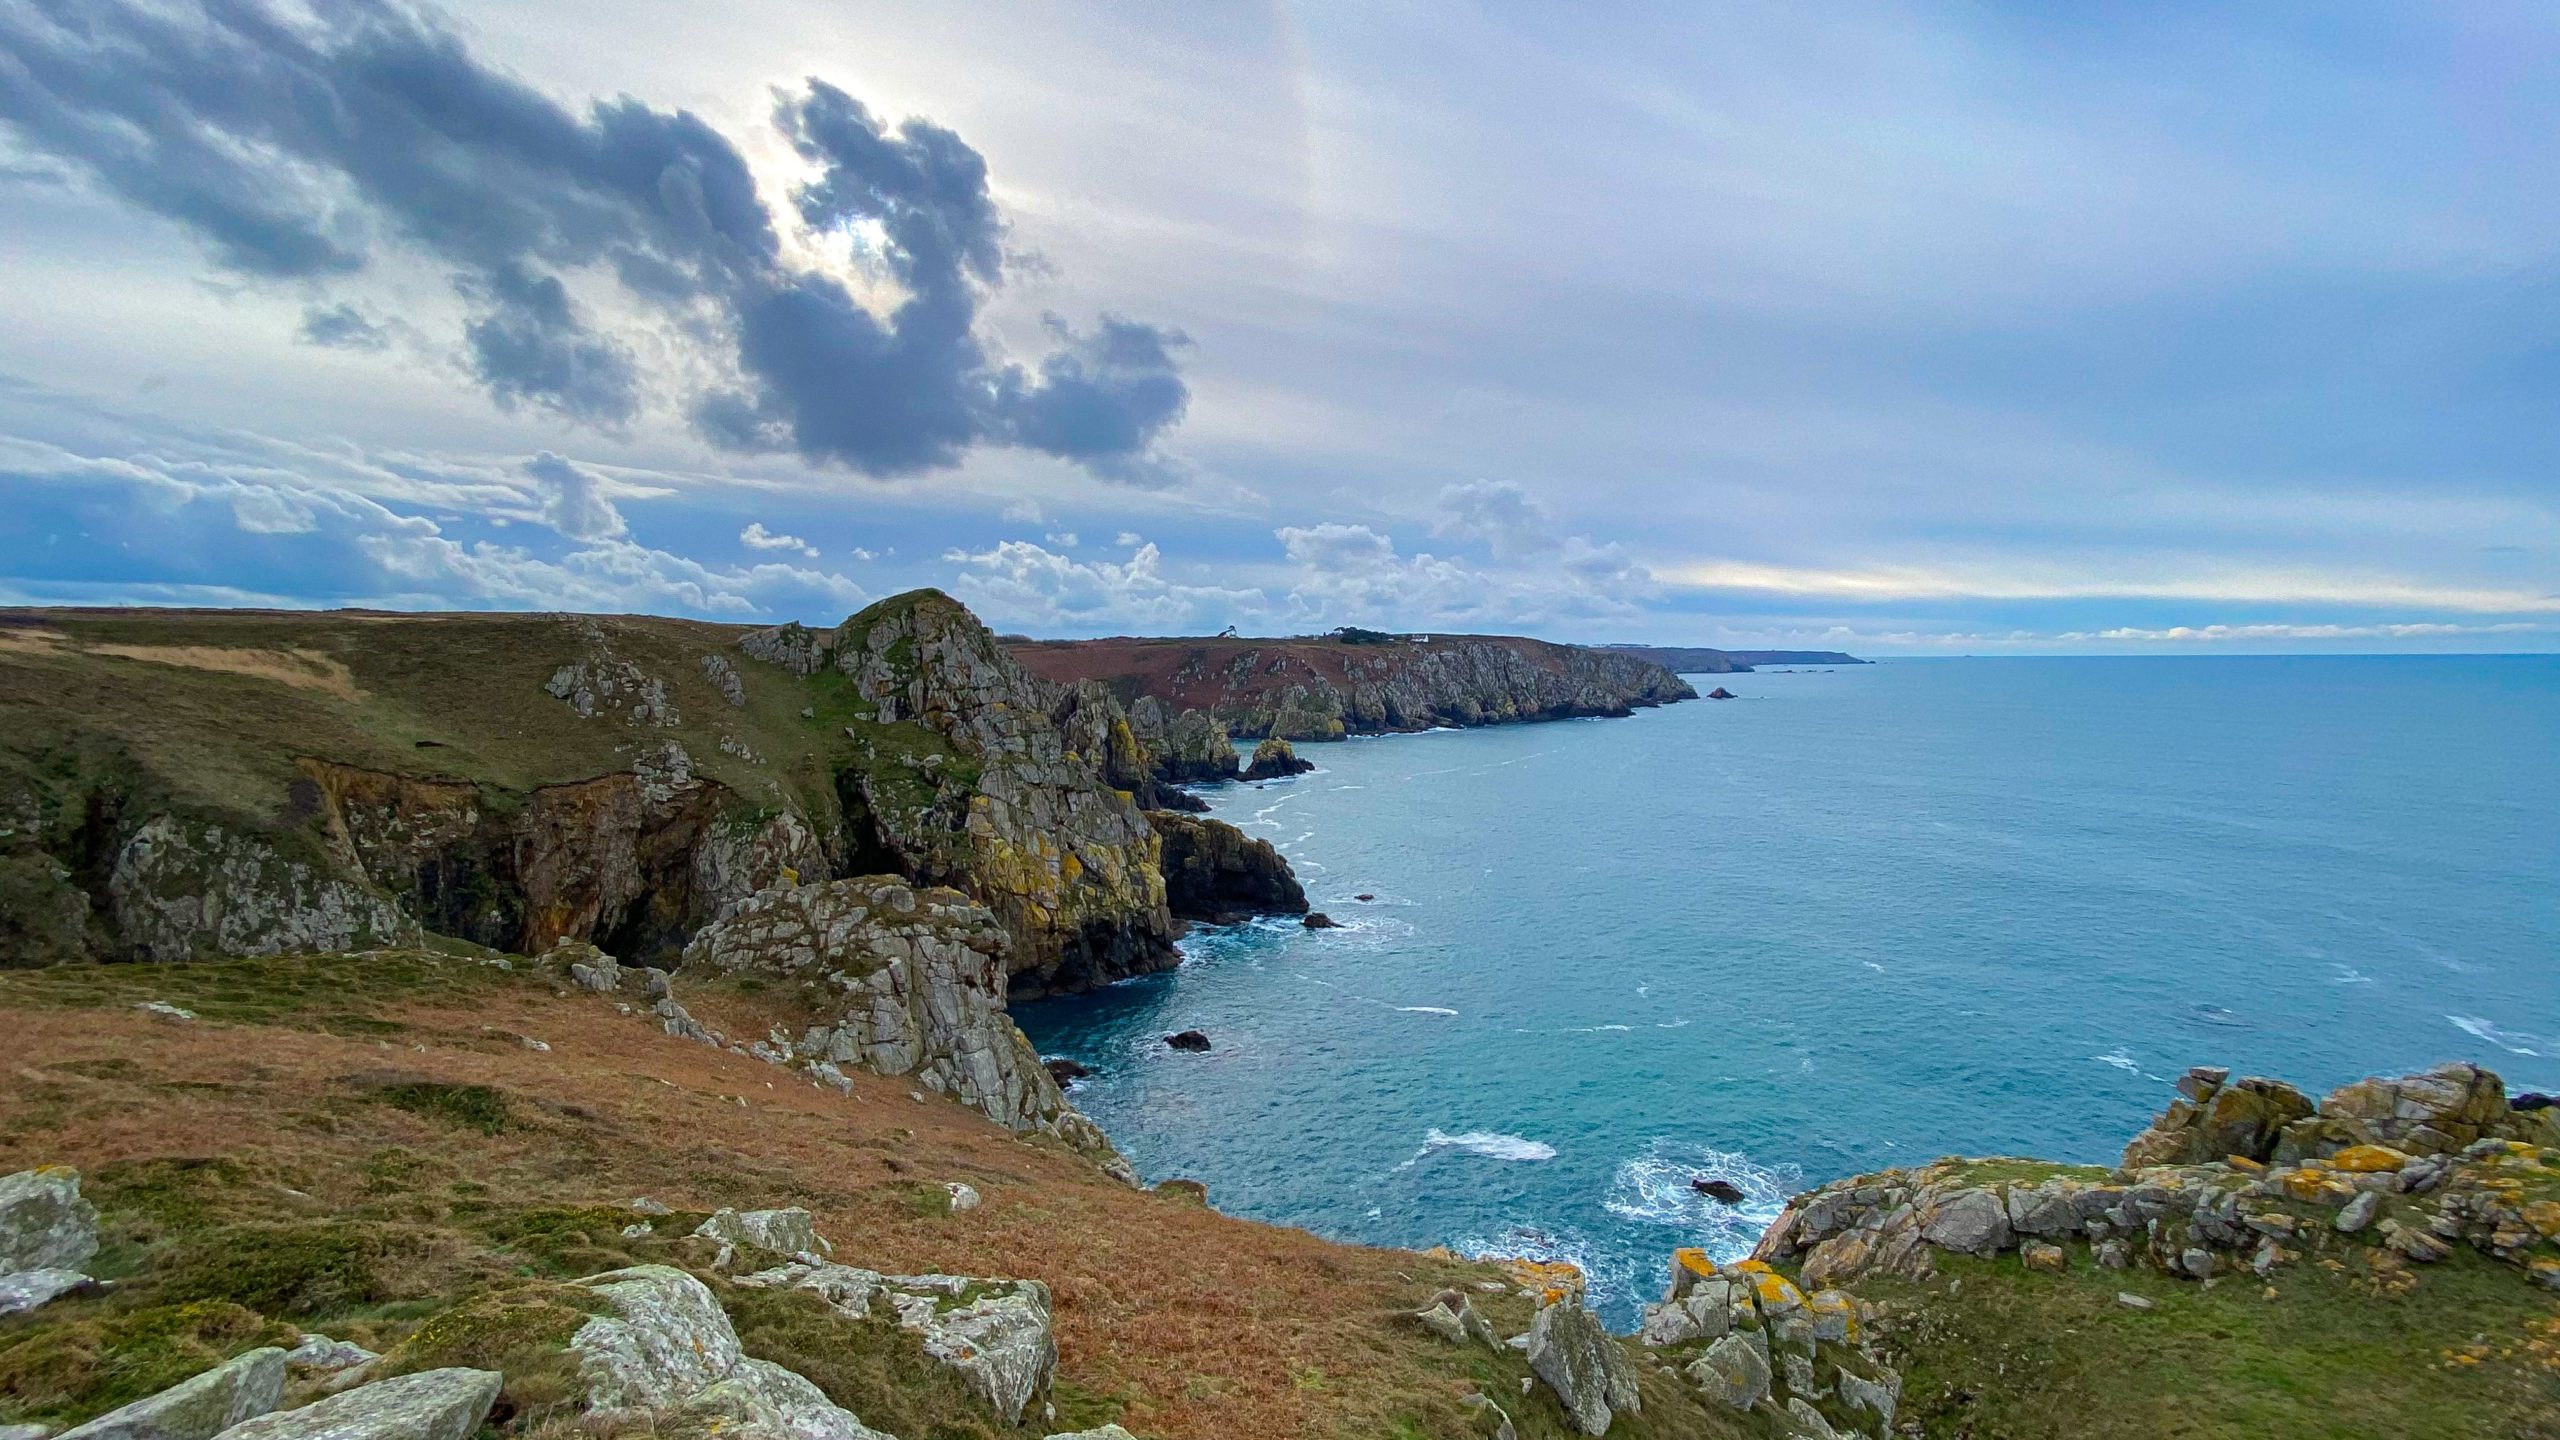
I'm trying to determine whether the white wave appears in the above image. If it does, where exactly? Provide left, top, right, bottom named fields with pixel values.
left=1398, top=1005, right=1459, bottom=1016
left=1636, top=983, right=1651, bottom=997
left=2450, top=1015, right=2542, bottom=1057
left=2093, top=1049, right=2140, bottom=1074
left=1863, top=961, right=1887, bottom=973
left=1421, top=1128, right=1557, bottom=1162
left=1602, top=1141, right=1800, bottom=1262
left=2328, top=964, right=2375, bottom=985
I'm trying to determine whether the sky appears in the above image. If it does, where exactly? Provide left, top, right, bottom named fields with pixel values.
left=1, top=1, right=2555, bottom=654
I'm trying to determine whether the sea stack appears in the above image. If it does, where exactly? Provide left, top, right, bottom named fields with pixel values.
left=1242, top=736, right=1316, bottom=780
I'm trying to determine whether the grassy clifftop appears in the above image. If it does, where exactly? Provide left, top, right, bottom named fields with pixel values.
left=0, top=948, right=1768, bottom=1440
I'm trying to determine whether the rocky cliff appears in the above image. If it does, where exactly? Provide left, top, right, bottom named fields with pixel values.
left=0, top=593, right=1313, bottom=995
left=1010, top=632, right=1696, bottom=742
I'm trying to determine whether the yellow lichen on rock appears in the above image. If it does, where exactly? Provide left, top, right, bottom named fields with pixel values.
left=2330, top=1144, right=2412, bottom=1173
left=1497, top=1257, right=1586, bottom=1304
left=1674, top=1247, right=1719, bottom=1281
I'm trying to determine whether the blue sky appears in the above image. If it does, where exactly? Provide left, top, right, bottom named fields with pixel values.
left=0, top=0, right=2553, bottom=653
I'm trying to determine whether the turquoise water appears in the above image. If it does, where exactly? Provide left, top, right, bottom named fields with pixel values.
left=1015, top=657, right=2560, bottom=1325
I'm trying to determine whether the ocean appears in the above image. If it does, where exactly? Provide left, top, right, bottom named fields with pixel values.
left=1014, top=656, right=2560, bottom=1326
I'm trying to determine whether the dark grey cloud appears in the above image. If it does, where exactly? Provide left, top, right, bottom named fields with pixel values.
left=296, top=303, right=390, bottom=351
left=0, top=0, right=1188, bottom=477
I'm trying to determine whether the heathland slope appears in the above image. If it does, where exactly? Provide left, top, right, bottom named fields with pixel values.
left=1008, top=633, right=1695, bottom=741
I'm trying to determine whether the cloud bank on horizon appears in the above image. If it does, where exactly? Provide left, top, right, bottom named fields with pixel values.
left=0, top=0, right=2553, bottom=653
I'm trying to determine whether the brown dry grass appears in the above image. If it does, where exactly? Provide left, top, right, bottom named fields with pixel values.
left=0, top=967, right=1727, bottom=1440
left=79, top=645, right=362, bottom=701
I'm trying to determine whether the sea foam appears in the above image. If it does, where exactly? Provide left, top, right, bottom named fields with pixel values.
left=1422, top=1128, right=1557, bottom=1161
left=2449, top=1015, right=2542, bottom=1057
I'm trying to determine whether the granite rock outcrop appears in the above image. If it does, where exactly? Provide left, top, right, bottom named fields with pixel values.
left=1143, top=812, right=1307, bottom=923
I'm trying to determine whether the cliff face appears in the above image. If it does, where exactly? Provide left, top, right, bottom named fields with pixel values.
left=1145, top=811, right=1308, bottom=922
left=733, top=594, right=1180, bottom=997
left=0, top=592, right=1276, bottom=994
left=1010, top=632, right=1696, bottom=741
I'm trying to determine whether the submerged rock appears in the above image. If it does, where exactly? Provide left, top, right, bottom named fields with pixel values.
left=1166, top=1030, right=1212, bottom=1053
left=1043, top=1057, right=1092, bottom=1087
left=1691, top=1177, right=1747, bottom=1204
left=215, top=1369, right=500, bottom=1440
left=1301, top=912, right=1339, bottom=929
left=1704, top=687, right=1736, bottom=700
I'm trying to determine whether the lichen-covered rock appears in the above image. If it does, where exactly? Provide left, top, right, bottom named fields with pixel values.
left=568, top=1265, right=886, bottom=1438
left=1144, top=812, right=1306, bottom=922
left=678, top=1357, right=886, bottom=1440
left=105, top=816, right=415, bottom=963
left=1525, top=1300, right=1640, bottom=1436
left=214, top=1368, right=500, bottom=1440
left=737, top=1261, right=1057, bottom=1425
left=2122, top=1069, right=2316, bottom=1167
left=1129, top=700, right=1239, bottom=786
left=0, top=1267, right=94, bottom=1316
left=2307, top=1062, right=2509, bottom=1157
left=56, top=1346, right=284, bottom=1440
left=1689, top=1331, right=1771, bottom=1411
left=692, top=1206, right=825, bottom=1259
left=1240, top=737, right=1312, bottom=781
left=283, top=1336, right=378, bottom=1375
left=0, top=1167, right=97, bottom=1274
left=681, top=877, right=1103, bottom=1145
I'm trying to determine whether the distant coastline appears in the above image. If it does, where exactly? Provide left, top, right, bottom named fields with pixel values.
left=1598, top=643, right=1870, bottom=673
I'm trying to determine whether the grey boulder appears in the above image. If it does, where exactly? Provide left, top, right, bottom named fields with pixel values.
left=0, top=1267, right=95, bottom=1317
left=212, top=1368, right=500, bottom=1440
left=58, top=1348, right=285, bottom=1440
left=568, top=1265, right=887, bottom=1439
left=693, top=1207, right=826, bottom=1258
left=1689, top=1331, right=1772, bottom=1411
left=1525, top=1300, right=1640, bottom=1436
left=0, top=1169, right=99, bottom=1274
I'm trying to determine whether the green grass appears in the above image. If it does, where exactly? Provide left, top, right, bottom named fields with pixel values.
left=0, top=948, right=510, bottom=1030
left=1860, top=1243, right=2560, bottom=1439
left=365, top=1079, right=512, bottom=1135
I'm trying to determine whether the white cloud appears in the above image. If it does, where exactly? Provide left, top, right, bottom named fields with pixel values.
left=945, top=539, right=1261, bottom=631
left=360, top=531, right=864, bottom=616
left=1662, top=558, right=2560, bottom=615
left=740, top=522, right=819, bottom=558
left=1114, top=531, right=1143, bottom=547
left=1001, top=499, right=1046, bottom=524
left=527, top=451, right=625, bottom=540
left=1432, top=479, right=1553, bottom=560
left=1044, top=530, right=1079, bottom=547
